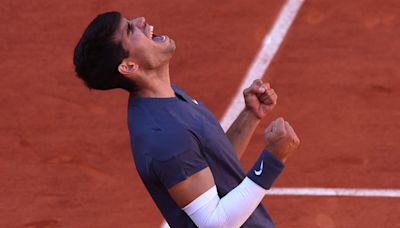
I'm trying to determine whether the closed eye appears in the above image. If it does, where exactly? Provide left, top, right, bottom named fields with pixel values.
left=127, top=22, right=132, bottom=35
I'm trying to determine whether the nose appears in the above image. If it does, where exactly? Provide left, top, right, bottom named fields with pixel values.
left=132, top=17, right=146, bottom=29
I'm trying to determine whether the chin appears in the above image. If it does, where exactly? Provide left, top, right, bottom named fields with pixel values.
left=165, top=40, right=176, bottom=56
left=169, top=39, right=176, bottom=52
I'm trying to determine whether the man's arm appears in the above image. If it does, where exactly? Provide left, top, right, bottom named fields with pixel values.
left=169, top=118, right=300, bottom=227
left=226, top=108, right=260, bottom=159
left=226, top=79, right=278, bottom=159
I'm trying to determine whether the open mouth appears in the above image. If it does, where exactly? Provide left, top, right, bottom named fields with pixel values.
left=148, top=25, right=167, bottom=42
left=152, top=35, right=167, bottom=42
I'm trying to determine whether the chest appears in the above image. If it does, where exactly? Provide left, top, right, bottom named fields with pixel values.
left=175, top=102, right=234, bottom=157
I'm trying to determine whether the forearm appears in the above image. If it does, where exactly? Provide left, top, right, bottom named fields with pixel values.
left=184, top=178, right=265, bottom=228
left=183, top=150, right=284, bottom=227
left=226, top=108, right=261, bottom=159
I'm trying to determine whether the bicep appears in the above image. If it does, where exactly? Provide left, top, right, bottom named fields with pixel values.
left=167, top=167, right=215, bottom=208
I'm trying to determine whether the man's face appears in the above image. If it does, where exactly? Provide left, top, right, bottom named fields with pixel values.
left=115, top=16, right=176, bottom=70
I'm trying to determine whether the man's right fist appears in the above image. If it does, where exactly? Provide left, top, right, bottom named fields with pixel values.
left=264, top=117, right=300, bottom=163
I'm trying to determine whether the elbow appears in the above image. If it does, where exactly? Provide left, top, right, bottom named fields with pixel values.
left=201, top=209, right=231, bottom=228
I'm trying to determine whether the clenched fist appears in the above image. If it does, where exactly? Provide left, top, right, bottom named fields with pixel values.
left=243, top=79, right=278, bottom=119
left=264, top=117, right=300, bottom=163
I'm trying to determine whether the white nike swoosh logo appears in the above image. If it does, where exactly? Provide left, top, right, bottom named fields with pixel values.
left=254, top=160, right=264, bottom=176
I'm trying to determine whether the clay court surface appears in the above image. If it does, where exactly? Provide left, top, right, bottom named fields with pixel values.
left=1, top=0, right=400, bottom=227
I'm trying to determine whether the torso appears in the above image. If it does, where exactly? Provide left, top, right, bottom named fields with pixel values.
left=127, top=84, right=274, bottom=228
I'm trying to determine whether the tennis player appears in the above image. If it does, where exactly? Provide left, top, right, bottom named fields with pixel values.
left=73, top=11, right=300, bottom=227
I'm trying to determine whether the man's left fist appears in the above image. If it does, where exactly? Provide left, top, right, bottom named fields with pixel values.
left=243, top=79, right=278, bottom=119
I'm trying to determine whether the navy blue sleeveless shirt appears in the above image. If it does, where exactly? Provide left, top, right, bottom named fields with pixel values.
left=127, top=84, right=275, bottom=227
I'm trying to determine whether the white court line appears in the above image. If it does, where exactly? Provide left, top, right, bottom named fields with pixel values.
left=219, top=0, right=400, bottom=199
left=269, top=188, right=400, bottom=198
left=220, top=0, right=305, bottom=131
left=161, top=0, right=396, bottom=227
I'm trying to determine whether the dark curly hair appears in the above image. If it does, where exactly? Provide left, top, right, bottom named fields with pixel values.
left=73, top=11, right=138, bottom=92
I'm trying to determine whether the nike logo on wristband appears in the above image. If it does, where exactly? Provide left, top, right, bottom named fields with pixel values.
left=254, top=160, right=264, bottom=176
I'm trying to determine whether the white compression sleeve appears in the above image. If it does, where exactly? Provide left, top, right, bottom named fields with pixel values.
left=182, top=177, right=267, bottom=228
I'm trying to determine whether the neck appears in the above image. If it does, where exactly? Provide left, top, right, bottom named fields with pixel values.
left=132, top=64, right=175, bottom=98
